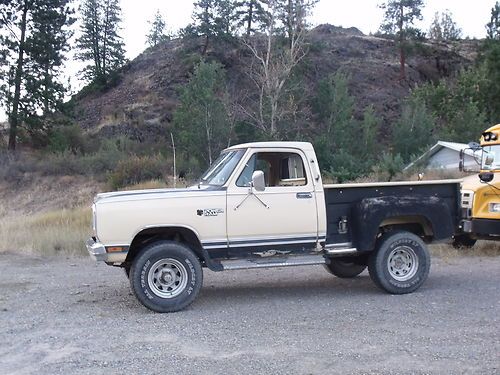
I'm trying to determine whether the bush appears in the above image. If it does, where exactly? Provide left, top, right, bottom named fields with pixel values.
left=48, top=125, right=87, bottom=154
left=108, top=154, right=167, bottom=189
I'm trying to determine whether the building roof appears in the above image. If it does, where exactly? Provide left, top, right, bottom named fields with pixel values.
left=404, top=141, right=475, bottom=171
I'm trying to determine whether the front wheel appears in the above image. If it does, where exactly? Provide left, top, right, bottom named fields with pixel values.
left=368, top=231, right=430, bottom=294
left=324, top=258, right=366, bottom=278
left=130, top=241, right=203, bottom=313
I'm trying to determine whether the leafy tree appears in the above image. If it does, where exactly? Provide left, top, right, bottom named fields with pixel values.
left=392, top=96, right=435, bottom=162
left=146, top=10, right=169, bottom=47
left=172, top=60, right=232, bottom=167
left=76, top=0, right=126, bottom=84
left=486, top=1, right=500, bottom=39
left=234, top=0, right=268, bottom=36
left=428, top=10, right=462, bottom=41
left=0, top=0, right=73, bottom=151
left=412, top=67, right=489, bottom=142
left=379, top=0, right=424, bottom=80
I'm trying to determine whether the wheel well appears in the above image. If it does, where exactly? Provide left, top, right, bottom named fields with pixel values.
left=379, top=215, right=434, bottom=242
left=125, top=227, right=205, bottom=265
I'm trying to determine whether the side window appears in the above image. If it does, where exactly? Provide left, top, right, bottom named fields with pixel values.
left=236, top=152, right=307, bottom=187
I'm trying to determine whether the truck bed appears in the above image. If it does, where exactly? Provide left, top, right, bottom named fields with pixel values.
left=324, top=180, right=462, bottom=250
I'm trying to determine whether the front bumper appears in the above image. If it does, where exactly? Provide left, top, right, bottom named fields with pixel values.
left=86, top=238, right=107, bottom=261
left=462, top=219, right=500, bottom=236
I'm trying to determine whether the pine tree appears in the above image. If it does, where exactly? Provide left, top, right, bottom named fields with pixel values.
left=278, top=0, right=318, bottom=47
left=146, top=10, right=168, bottom=47
left=76, top=0, right=126, bottom=84
left=428, top=10, right=462, bottom=41
left=234, top=0, right=267, bottom=36
left=379, top=0, right=424, bottom=80
left=487, top=1, right=500, bottom=39
left=0, top=0, right=73, bottom=151
left=172, top=60, right=232, bottom=166
left=190, top=0, right=237, bottom=54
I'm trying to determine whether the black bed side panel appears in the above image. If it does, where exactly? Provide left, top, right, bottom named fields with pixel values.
left=325, top=183, right=460, bottom=250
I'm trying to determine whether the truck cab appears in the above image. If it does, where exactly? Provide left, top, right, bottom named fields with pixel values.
left=87, top=142, right=461, bottom=312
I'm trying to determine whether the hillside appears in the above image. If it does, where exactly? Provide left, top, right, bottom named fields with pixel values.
left=72, top=25, right=479, bottom=142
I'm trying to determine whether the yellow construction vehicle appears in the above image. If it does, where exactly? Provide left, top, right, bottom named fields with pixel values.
left=455, top=124, right=500, bottom=247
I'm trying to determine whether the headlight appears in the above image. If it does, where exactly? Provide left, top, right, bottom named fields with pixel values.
left=489, top=203, right=500, bottom=213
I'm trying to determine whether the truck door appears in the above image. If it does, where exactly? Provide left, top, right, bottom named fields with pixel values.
left=226, top=148, right=319, bottom=256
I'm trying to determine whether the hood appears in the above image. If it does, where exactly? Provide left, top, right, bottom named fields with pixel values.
left=94, top=185, right=225, bottom=204
left=461, top=173, right=500, bottom=191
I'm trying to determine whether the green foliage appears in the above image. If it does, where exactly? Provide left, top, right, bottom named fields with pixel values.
left=1, top=0, right=74, bottom=150
left=379, top=0, right=424, bottom=37
left=481, top=41, right=500, bottom=122
left=312, top=71, right=381, bottom=182
left=48, top=125, right=86, bottom=154
left=76, top=0, right=126, bottom=84
left=373, top=152, right=405, bottom=181
left=172, top=60, right=232, bottom=168
left=392, top=96, right=435, bottom=163
left=234, top=0, right=268, bottom=36
left=146, top=10, right=169, bottom=47
left=108, top=154, right=166, bottom=189
left=428, top=10, right=462, bottom=41
left=486, top=1, right=500, bottom=40
left=412, top=67, right=489, bottom=143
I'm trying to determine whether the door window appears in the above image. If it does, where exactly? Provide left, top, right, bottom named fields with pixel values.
left=236, top=152, right=307, bottom=187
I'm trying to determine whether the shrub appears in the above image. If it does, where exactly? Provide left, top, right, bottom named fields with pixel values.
left=108, top=154, right=167, bottom=189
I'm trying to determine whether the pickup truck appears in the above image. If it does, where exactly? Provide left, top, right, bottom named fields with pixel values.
left=86, top=142, right=461, bottom=312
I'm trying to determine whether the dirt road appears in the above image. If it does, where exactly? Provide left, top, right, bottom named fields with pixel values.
left=0, top=253, right=498, bottom=375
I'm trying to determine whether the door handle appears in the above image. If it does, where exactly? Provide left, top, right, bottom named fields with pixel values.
left=296, top=192, right=313, bottom=199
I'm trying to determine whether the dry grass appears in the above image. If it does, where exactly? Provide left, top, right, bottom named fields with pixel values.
left=0, top=206, right=91, bottom=256
left=431, top=241, right=500, bottom=259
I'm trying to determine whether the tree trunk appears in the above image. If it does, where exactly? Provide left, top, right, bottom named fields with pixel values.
left=398, top=3, right=405, bottom=80
left=8, top=1, right=29, bottom=151
left=246, top=1, right=253, bottom=37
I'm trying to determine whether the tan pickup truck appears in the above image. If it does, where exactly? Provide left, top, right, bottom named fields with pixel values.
left=87, top=142, right=461, bottom=312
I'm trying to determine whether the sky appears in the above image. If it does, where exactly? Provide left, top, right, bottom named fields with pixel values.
left=0, top=0, right=496, bottom=122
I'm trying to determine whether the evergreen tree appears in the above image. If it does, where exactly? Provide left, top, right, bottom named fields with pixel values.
left=76, top=0, right=126, bottom=84
left=0, top=0, right=73, bottom=151
left=146, top=10, right=168, bottom=47
left=234, top=0, right=267, bottom=36
left=190, top=0, right=237, bottom=54
left=486, top=1, right=500, bottom=39
left=277, top=0, right=318, bottom=47
left=428, top=10, right=462, bottom=41
left=172, top=60, right=232, bottom=166
left=379, top=0, right=424, bottom=80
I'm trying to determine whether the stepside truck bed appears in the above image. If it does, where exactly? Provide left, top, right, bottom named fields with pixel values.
left=324, top=180, right=462, bottom=251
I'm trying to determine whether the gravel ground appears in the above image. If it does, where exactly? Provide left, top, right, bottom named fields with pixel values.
left=0, top=252, right=499, bottom=375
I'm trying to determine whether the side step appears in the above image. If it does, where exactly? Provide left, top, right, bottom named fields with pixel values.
left=220, top=254, right=327, bottom=271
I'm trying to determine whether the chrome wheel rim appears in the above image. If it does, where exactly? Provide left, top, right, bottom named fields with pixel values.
left=148, top=258, right=188, bottom=299
left=387, top=246, right=418, bottom=281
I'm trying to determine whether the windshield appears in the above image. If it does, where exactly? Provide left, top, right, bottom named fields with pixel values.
left=199, top=149, right=245, bottom=186
left=481, top=145, right=500, bottom=170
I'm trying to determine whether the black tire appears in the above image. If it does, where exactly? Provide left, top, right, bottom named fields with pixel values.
left=129, top=241, right=203, bottom=313
left=368, top=231, right=430, bottom=294
left=452, top=234, right=476, bottom=249
left=324, top=258, right=366, bottom=278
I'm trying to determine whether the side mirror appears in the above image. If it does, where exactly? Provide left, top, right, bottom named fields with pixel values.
left=468, top=142, right=481, bottom=151
left=485, top=155, right=494, bottom=166
left=479, top=172, right=494, bottom=183
left=251, top=170, right=266, bottom=192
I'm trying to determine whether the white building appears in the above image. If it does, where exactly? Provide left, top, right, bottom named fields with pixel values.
left=404, top=141, right=479, bottom=171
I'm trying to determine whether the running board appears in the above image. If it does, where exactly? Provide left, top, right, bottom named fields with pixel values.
left=221, top=254, right=326, bottom=271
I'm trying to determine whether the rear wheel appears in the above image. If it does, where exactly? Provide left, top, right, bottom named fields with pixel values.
left=129, top=241, right=203, bottom=313
left=324, top=258, right=366, bottom=278
left=368, top=231, right=430, bottom=294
